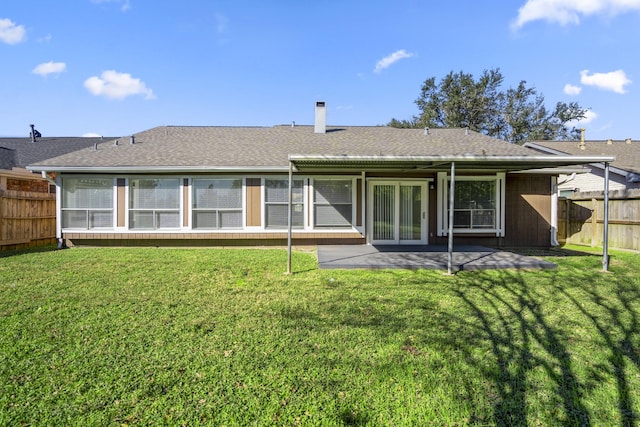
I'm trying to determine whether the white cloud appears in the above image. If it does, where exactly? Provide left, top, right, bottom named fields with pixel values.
left=374, top=49, right=414, bottom=74
left=38, top=34, right=53, bottom=43
left=0, top=18, right=26, bottom=44
left=569, top=109, right=598, bottom=128
left=84, top=70, right=155, bottom=100
left=91, top=0, right=131, bottom=12
left=580, top=69, right=631, bottom=93
left=512, top=0, right=640, bottom=29
left=563, top=83, right=582, bottom=95
left=580, top=109, right=598, bottom=124
left=82, top=132, right=102, bottom=138
left=215, top=13, right=228, bottom=33
left=32, top=61, right=67, bottom=77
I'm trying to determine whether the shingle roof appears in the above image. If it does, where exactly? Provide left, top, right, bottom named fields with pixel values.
left=0, top=137, right=115, bottom=170
left=0, top=147, right=17, bottom=170
left=29, top=126, right=546, bottom=170
left=526, top=139, right=637, bottom=174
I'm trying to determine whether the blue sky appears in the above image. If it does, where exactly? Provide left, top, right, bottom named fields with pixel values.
left=1, top=0, right=638, bottom=140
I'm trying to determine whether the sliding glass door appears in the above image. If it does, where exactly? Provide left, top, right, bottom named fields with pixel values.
left=369, top=181, right=427, bottom=245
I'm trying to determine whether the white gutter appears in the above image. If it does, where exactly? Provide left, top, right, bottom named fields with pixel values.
left=550, top=176, right=560, bottom=247
left=27, top=155, right=616, bottom=174
left=558, top=173, right=577, bottom=185
left=288, top=154, right=615, bottom=170
left=27, top=165, right=290, bottom=173
left=510, top=167, right=589, bottom=175
left=39, top=171, right=63, bottom=244
left=550, top=173, right=577, bottom=247
left=40, top=171, right=57, bottom=186
left=289, top=154, right=615, bottom=163
left=524, top=143, right=627, bottom=176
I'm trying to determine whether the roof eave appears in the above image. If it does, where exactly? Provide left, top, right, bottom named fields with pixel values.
left=509, top=166, right=592, bottom=175
left=27, top=154, right=617, bottom=174
left=26, top=165, right=291, bottom=173
left=288, top=154, right=616, bottom=172
left=524, top=143, right=631, bottom=175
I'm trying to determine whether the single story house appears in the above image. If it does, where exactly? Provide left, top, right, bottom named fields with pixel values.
left=525, top=137, right=640, bottom=195
left=27, top=103, right=614, bottom=249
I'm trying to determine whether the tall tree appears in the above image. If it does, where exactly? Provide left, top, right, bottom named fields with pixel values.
left=390, top=68, right=587, bottom=144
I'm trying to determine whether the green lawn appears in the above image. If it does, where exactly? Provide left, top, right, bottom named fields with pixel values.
left=1, top=246, right=639, bottom=426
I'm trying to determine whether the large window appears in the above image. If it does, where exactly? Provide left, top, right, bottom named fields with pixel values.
left=192, top=178, right=242, bottom=229
left=437, top=173, right=505, bottom=235
left=264, top=178, right=304, bottom=228
left=129, top=178, right=180, bottom=229
left=313, top=179, right=353, bottom=228
left=452, top=180, right=496, bottom=229
left=61, top=177, right=113, bottom=229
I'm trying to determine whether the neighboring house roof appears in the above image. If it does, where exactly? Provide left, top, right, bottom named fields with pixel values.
left=0, top=137, right=114, bottom=170
left=525, top=139, right=639, bottom=178
left=28, top=125, right=612, bottom=173
left=0, top=147, right=17, bottom=170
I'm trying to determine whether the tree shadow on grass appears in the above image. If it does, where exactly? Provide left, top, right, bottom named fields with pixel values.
left=278, top=262, right=640, bottom=426
left=547, top=271, right=640, bottom=426
left=451, top=265, right=640, bottom=426
left=452, top=271, right=590, bottom=426
left=505, top=246, right=601, bottom=258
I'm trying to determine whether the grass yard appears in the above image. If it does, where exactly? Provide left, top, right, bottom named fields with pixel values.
left=1, top=246, right=639, bottom=426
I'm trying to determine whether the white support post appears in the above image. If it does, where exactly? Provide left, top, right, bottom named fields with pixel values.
left=550, top=176, right=560, bottom=246
left=603, top=162, right=610, bottom=272
left=54, top=173, right=62, bottom=242
left=287, top=161, right=293, bottom=274
left=447, top=162, right=456, bottom=275
left=361, top=171, right=366, bottom=239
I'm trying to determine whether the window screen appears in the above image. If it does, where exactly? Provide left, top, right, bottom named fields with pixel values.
left=450, top=180, right=496, bottom=229
left=61, top=178, right=113, bottom=229
left=192, top=179, right=243, bottom=229
left=313, top=179, right=352, bottom=227
left=265, top=179, right=303, bottom=228
left=129, top=178, right=180, bottom=229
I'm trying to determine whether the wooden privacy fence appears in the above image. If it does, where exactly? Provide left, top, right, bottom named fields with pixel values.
left=0, top=172, right=56, bottom=251
left=558, top=189, right=640, bottom=251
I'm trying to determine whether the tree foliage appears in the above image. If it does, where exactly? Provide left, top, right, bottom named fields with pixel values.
left=389, top=68, right=588, bottom=144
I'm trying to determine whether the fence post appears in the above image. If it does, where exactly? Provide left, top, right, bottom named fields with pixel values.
left=0, top=191, right=5, bottom=242
left=591, top=198, right=598, bottom=247
left=565, top=198, right=571, bottom=242
left=560, top=198, right=567, bottom=242
left=603, top=163, right=610, bottom=272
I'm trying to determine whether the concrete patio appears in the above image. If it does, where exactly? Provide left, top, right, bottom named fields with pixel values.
left=317, top=245, right=557, bottom=271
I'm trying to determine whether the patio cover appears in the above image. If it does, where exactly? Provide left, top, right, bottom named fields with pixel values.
left=288, top=154, right=614, bottom=172
left=286, top=154, right=615, bottom=274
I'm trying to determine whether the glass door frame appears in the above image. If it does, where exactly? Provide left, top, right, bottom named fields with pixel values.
left=367, top=179, right=429, bottom=245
